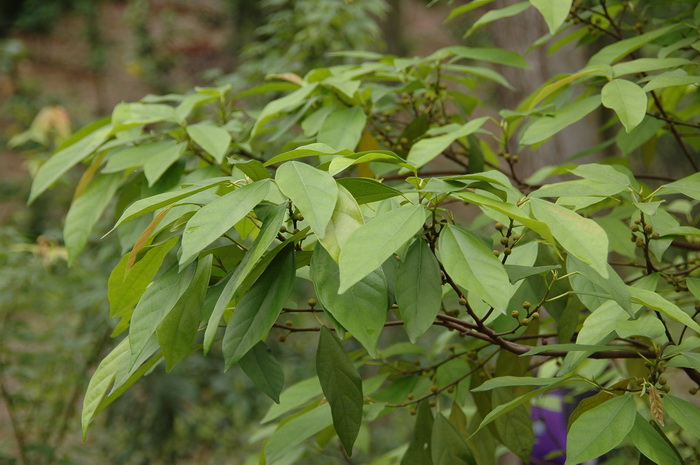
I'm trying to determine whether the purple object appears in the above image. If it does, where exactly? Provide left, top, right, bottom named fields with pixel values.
left=530, top=391, right=567, bottom=465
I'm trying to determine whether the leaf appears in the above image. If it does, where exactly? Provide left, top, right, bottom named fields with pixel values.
left=108, top=236, right=179, bottom=319
left=492, top=388, right=534, bottom=462
left=530, top=0, right=573, bottom=34
left=588, top=24, right=681, bottom=66
left=438, top=224, right=512, bottom=311
left=338, top=204, right=426, bottom=292
left=567, top=256, right=631, bottom=314
left=316, top=326, right=364, bottom=455
left=157, top=255, right=212, bottom=371
left=128, top=262, right=196, bottom=364
left=401, top=402, right=434, bottom=465
left=203, top=203, right=286, bottom=354
left=565, top=395, right=635, bottom=465
left=143, top=142, right=187, bottom=186
left=317, top=106, right=367, bottom=151
left=440, top=46, right=528, bottom=68
left=251, top=83, right=318, bottom=139
left=464, top=2, right=530, bottom=38
left=407, top=117, right=489, bottom=168
left=530, top=198, right=609, bottom=278
left=111, top=177, right=230, bottom=229
left=111, top=102, right=176, bottom=130
left=240, top=342, right=285, bottom=403
left=567, top=390, right=614, bottom=431
left=311, top=245, right=388, bottom=356
left=504, top=264, right=560, bottom=284
left=648, top=385, right=664, bottom=426
left=521, top=95, right=601, bottom=145
left=658, top=172, right=700, bottom=201
left=630, top=287, right=700, bottom=335
left=664, top=394, right=700, bottom=439
left=612, top=58, right=691, bottom=77
left=264, top=142, right=351, bottom=166
left=30, top=125, right=112, bottom=203
left=472, top=376, right=562, bottom=392
left=396, top=239, right=442, bottom=342
left=64, top=173, right=121, bottom=263
left=81, top=338, right=130, bottom=439
left=229, top=159, right=271, bottom=181
left=261, top=377, right=323, bottom=423
left=318, top=183, right=364, bottom=262
left=179, top=179, right=271, bottom=266
left=264, top=403, right=333, bottom=464
left=601, top=79, right=647, bottom=133
left=432, top=414, right=476, bottom=465
left=628, top=414, right=683, bottom=465
left=275, top=161, right=338, bottom=238
left=187, top=122, right=231, bottom=163
left=222, top=245, right=295, bottom=369
left=337, top=177, right=403, bottom=204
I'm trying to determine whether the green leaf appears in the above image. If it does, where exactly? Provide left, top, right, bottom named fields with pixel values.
left=251, top=83, right=318, bottom=139
left=129, top=262, right=196, bottom=364
left=530, top=198, right=609, bottom=278
left=396, top=239, right=442, bottom=342
left=642, top=73, right=700, bottom=92
left=157, top=255, right=212, bottom=371
left=440, top=46, right=528, bottom=68
left=601, top=79, right=647, bottom=133
left=261, top=377, right=322, bottom=424
left=614, top=314, right=665, bottom=339
left=318, top=183, right=364, bottom=262
left=179, top=179, right=271, bottom=266
left=222, top=245, right=296, bottom=369
left=588, top=24, right=681, bottom=66
left=81, top=338, right=130, bottom=439
left=401, top=401, right=434, bottom=465
left=464, top=2, right=530, bottom=38
left=336, top=177, right=403, bottom=204
left=64, top=173, right=121, bottom=263
left=203, top=203, right=286, bottom=353
left=317, top=106, right=367, bottom=151
left=407, top=117, right=489, bottom=168
left=492, top=388, right=534, bottom=462
left=472, top=376, right=562, bottom=392
left=521, top=95, right=601, bottom=145
left=143, top=142, right=187, bottom=186
left=29, top=125, right=112, bottom=203
left=229, top=159, right=271, bottom=181
left=630, top=287, right=700, bottom=335
left=658, top=172, right=700, bottom=201
left=240, top=342, right=285, bottom=403
left=264, top=142, right=351, bottom=166
left=316, top=326, right=364, bottom=455
left=264, top=403, right=333, bottom=464
left=111, top=102, right=177, bottom=130
left=432, top=414, right=476, bottom=465
left=311, top=244, right=388, bottom=357
left=339, top=204, right=426, bottom=292
left=275, top=161, right=338, bottom=238
left=567, top=256, right=631, bottom=314
left=108, top=236, right=179, bottom=319
left=187, top=122, right=231, bottom=163
left=438, top=224, right=512, bottom=311
left=628, top=414, right=683, bottom=465
left=504, top=264, right=560, bottom=284
left=111, top=177, right=230, bottom=229
left=530, top=0, right=573, bottom=34
left=565, top=395, right=635, bottom=465
left=664, top=394, right=700, bottom=439
left=612, top=58, right=691, bottom=77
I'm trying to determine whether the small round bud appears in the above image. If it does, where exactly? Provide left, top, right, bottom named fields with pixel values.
left=308, top=298, right=317, bottom=308
left=521, top=317, right=530, bottom=326
left=407, top=392, right=415, bottom=400
left=522, top=301, right=531, bottom=310
left=658, top=377, right=667, bottom=386
left=467, top=351, right=477, bottom=359
left=430, top=385, right=439, bottom=393
left=661, top=385, right=670, bottom=393
left=400, top=137, right=409, bottom=144
left=500, top=237, right=509, bottom=245
left=295, top=213, right=304, bottom=221
left=395, top=144, right=404, bottom=151
left=284, top=320, right=293, bottom=327
left=634, top=218, right=642, bottom=225
left=279, top=225, right=287, bottom=233
left=429, top=400, right=436, bottom=407
left=459, top=297, right=467, bottom=306
left=495, top=222, right=505, bottom=231
left=631, top=224, right=639, bottom=232
left=293, top=228, right=300, bottom=234
left=511, top=234, right=522, bottom=242
left=492, top=249, right=500, bottom=257
left=689, top=387, right=698, bottom=395
left=410, top=409, right=417, bottom=416
left=512, top=155, right=520, bottom=163
left=631, top=234, right=638, bottom=242
left=635, top=237, right=644, bottom=247
left=503, top=247, right=512, bottom=255
left=511, top=310, right=520, bottom=318
left=644, top=224, right=653, bottom=234
left=503, top=153, right=511, bottom=161
left=383, top=125, right=392, bottom=132
left=278, top=335, right=287, bottom=342
left=531, top=312, right=540, bottom=319
left=652, top=232, right=660, bottom=239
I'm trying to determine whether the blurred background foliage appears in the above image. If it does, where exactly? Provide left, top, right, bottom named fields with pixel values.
left=0, top=1, right=465, bottom=463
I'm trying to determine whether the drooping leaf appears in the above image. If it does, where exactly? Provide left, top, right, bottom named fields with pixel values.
left=565, top=395, right=635, bottom=465
left=264, top=403, right=333, bottom=464
left=203, top=203, right=286, bottom=353
left=530, top=0, right=573, bottom=34
left=520, top=95, right=601, bottom=145
left=492, top=388, right=534, bottom=462
left=316, top=326, right=364, bottom=455
left=407, top=117, right=489, bottom=168
left=588, top=24, right=681, bottom=66
left=664, top=394, right=700, bottom=439
left=464, top=1, right=530, bottom=38
left=432, top=414, right=476, bottom=465
left=311, top=244, right=388, bottom=357
left=337, top=177, right=403, bottom=204
left=251, top=83, right=318, bottom=139
left=630, top=287, right=700, bottom=335
left=275, top=161, right=338, bottom=238
left=338, top=204, right=427, bottom=293
left=222, top=244, right=296, bottom=369
left=401, top=401, right=434, bottom=465
left=157, top=255, right=212, bottom=371
left=261, top=377, right=323, bottom=424
left=438, top=224, right=512, bottom=311
left=601, top=79, right=647, bottom=133
left=240, top=342, right=285, bottom=403
left=318, top=183, right=364, bottom=262
left=629, top=414, right=683, bottom=465
left=179, top=179, right=271, bottom=266
left=396, top=239, right=443, bottom=342
left=317, top=106, right=367, bottom=151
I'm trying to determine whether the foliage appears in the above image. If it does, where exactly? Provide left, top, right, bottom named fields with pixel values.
left=30, top=0, right=700, bottom=463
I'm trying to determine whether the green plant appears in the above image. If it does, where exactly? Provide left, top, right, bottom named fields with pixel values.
left=30, top=1, right=700, bottom=463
